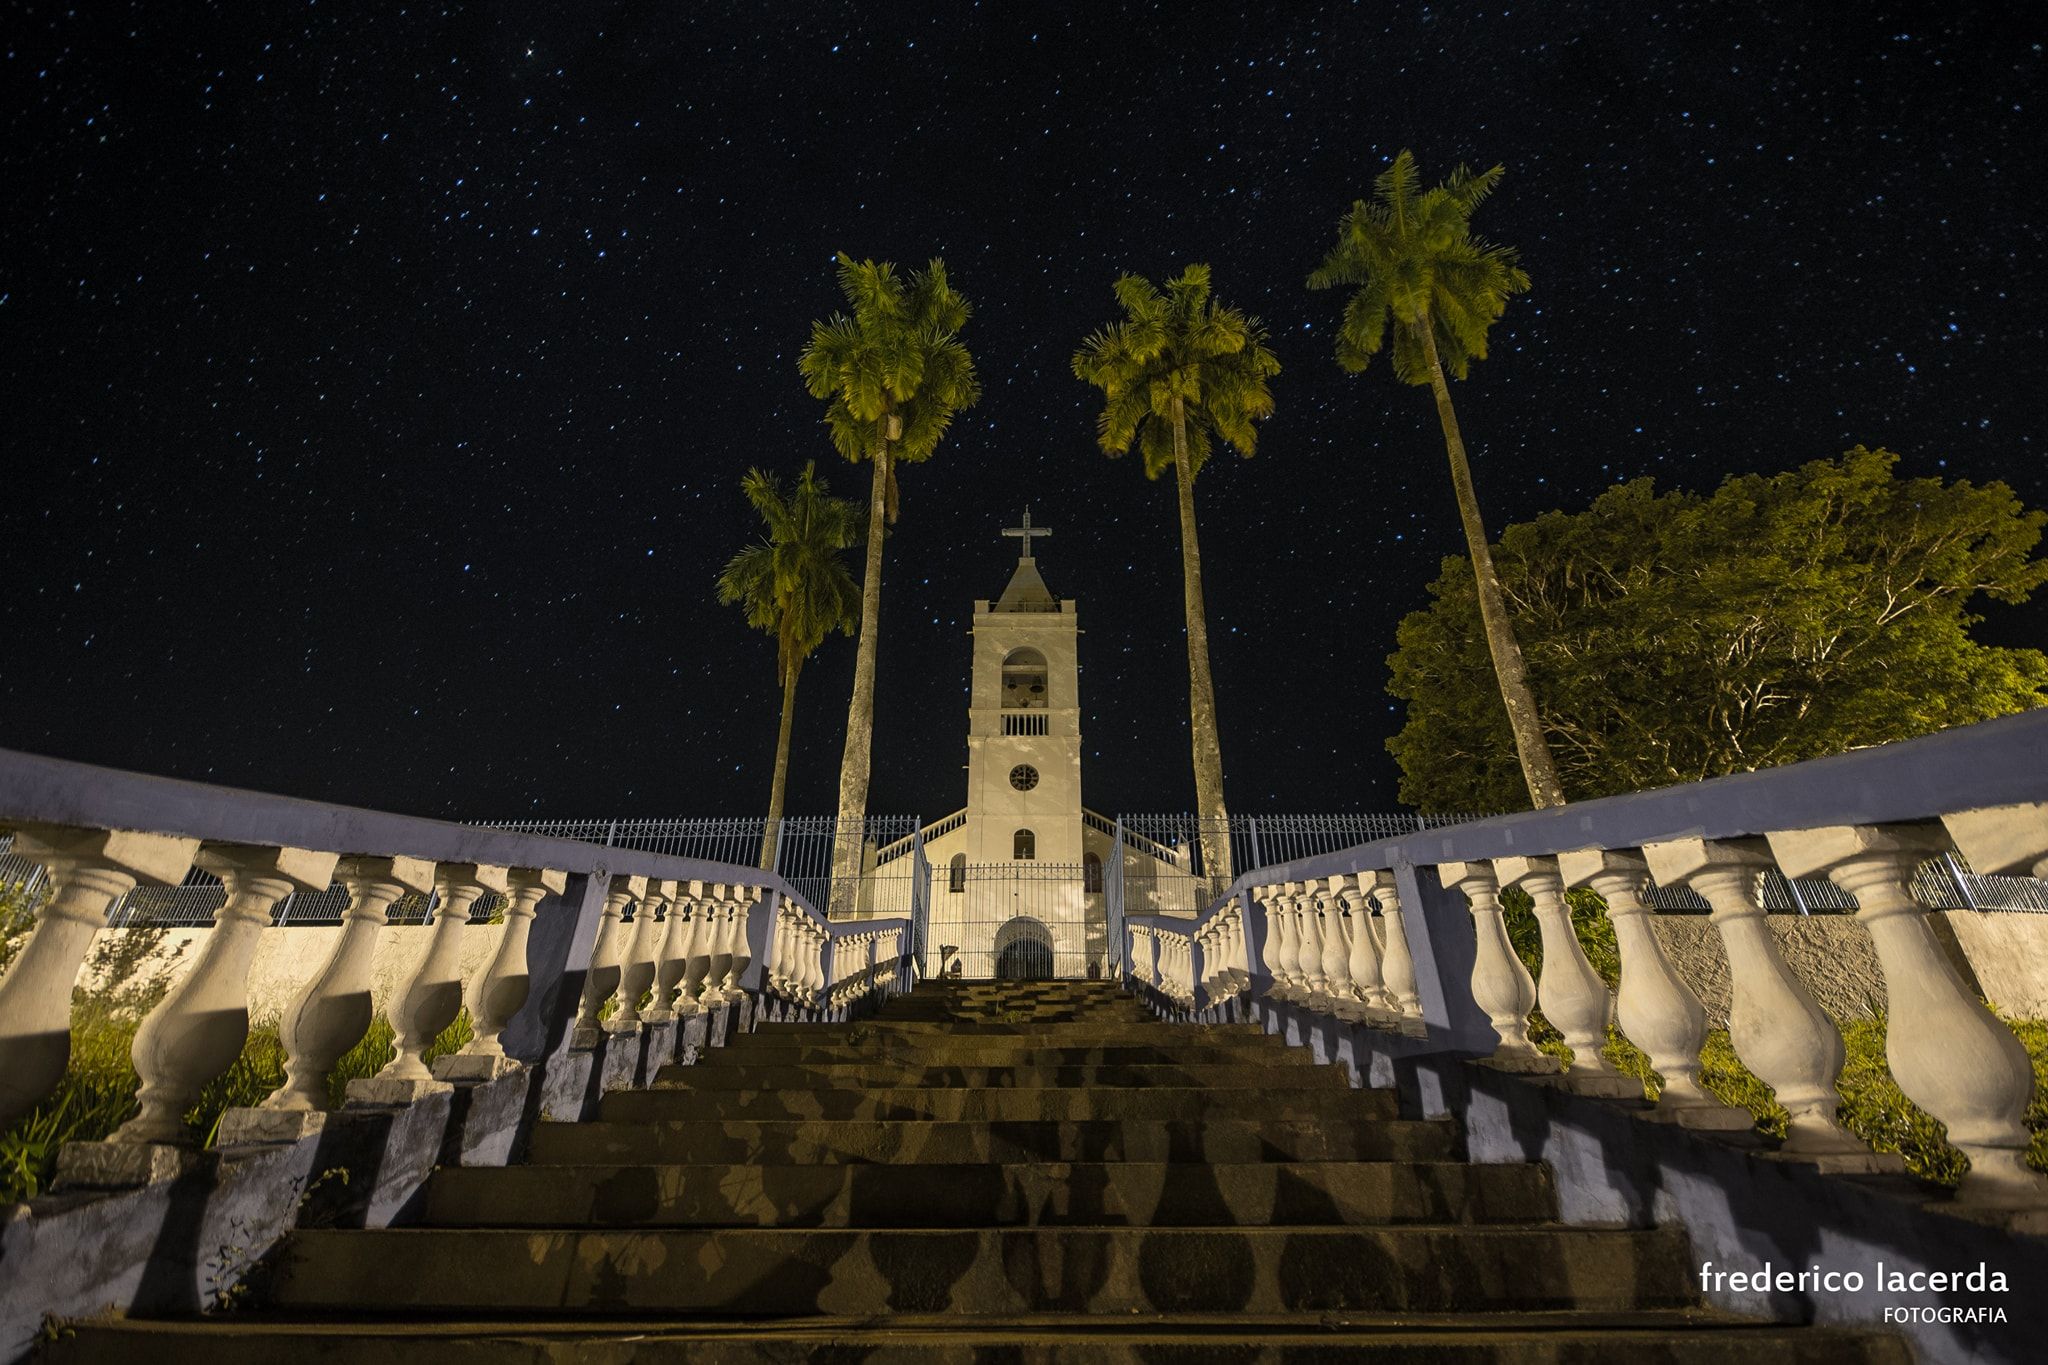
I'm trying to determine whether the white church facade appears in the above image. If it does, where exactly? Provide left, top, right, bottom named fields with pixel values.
left=872, top=513, right=1189, bottom=980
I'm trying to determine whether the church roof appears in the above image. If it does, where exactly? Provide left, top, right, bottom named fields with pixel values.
left=995, top=556, right=1058, bottom=611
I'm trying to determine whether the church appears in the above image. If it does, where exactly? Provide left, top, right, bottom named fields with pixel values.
left=898, top=512, right=1188, bottom=980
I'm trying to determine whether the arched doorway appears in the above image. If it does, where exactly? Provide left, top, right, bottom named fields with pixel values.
left=993, top=915, right=1055, bottom=981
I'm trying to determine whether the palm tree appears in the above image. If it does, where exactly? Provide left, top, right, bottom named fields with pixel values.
left=716, top=463, right=863, bottom=870
left=1307, top=150, right=1566, bottom=809
left=1073, top=265, right=1280, bottom=884
left=798, top=253, right=980, bottom=903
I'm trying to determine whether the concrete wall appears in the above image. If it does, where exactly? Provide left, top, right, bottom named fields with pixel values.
left=77, top=922, right=505, bottom=1022
left=1646, top=910, right=2048, bottom=1026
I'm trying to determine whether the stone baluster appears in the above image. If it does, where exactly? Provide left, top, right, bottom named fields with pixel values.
left=1439, top=860, right=1556, bottom=1072
left=1558, top=848, right=1742, bottom=1125
left=1642, top=838, right=1877, bottom=1164
left=1227, top=903, right=1252, bottom=994
left=1311, top=877, right=1353, bottom=1007
left=231, top=856, right=438, bottom=1138
left=1263, top=884, right=1300, bottom=998
left=432, top=866, right=568, bottom=1083
left=0, top=826, right=198, bottom=1135
left=1495, top=855, right=1635, bottom=1096
left=727, top=885, right=760, bottom=993
left=1280, top=884, right=1313, bottom=997
left=88, top=846, right=340, bottom=1170
left=646, top=881, right=699, bottom=1024
left=349, top=863, right=511, bottom=1103
left=608, top=879, right=671, bottom=1034
left=703, top=886, right=738, bottom=1005
left=1337, top=876, right=1394, bottom=1022
left=1295, top=882, right=1330, bottom=1000
left=1773, top=823, right=2047, bottom=1205
left=676, top=885, right=716, bottom=1015
left=1366, top=871, right=1422, bottom=1020
left=568, top=874, right=645, bottom=1051
left=787, top=916, right=810, bottom=1004
left=803, top=921, right=826, bottom=1004
left=1200, top=921, right=1223, bottom=998
left=772, top=908, right=796, bottom=1002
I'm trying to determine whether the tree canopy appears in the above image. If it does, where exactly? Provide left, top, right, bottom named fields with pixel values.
left=797, top=252, right=979, bottom=521
left=1306, top=149, right=1529, bottom=386
left=1071, top=264, right=1279, bottom=479
left=1388, top=447, right=2048, bottom=810
left=715, top=462, right=862, bottom=687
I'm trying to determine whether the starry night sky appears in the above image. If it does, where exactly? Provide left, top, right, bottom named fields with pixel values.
left=3, top=3, right=2044, bottom=823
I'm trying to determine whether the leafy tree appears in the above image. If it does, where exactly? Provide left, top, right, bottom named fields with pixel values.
left=1072, top=265, right=1280, bottom=881
left=798, top=254, right=980, bottom=898
left=716, top=463, right=863, bottom=869
left=1388, top=447, right=2048, bottom=809
left=1308, top=149, right=1564, bottom=809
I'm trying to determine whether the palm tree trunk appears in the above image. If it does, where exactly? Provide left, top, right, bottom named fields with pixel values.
left=1170, top=395, right=1233, bottom=885
left=1419, top=320, right=1567, bottom=809
left=759, top=660, right=800, bottom=871
left=829, top=442, right=892, bottom=910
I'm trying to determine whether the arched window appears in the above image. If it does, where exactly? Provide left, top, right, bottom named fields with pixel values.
left=1084, top=851, right=1103, bottom=893
left=1013, top=828, right=1036, bottom=861
left=948, top=852, right=966, bottom=893
left=1001, top=647, right=1050, bottom=710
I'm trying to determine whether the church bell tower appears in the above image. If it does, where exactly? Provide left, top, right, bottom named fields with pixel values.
left=965, top=510, right=1083, bottom=864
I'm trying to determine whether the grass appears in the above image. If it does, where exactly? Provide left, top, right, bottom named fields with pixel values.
left=0, top=870, right=475, bottom=1203
left=0, top=1006, right=475, bottom=1204
left=1500, top=886, right=2048, bottom=1187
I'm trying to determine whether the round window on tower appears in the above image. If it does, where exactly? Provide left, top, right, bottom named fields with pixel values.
left=1009, top=764, right=1040, bottom=792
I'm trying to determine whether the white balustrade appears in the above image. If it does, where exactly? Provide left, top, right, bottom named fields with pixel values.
left=703, top=886, right=739, bottom=1004
left=727, top=886, right=761, bottom=995
left=645, top=880, right=700, bottom=1024
left=1366, top=870, right=1422, bottom=1020
left=675, top=884, right=717, bottom=1015
left=1439, top=860, right=1555, bottom=1072
left=438, top=866, right=569, bottom=1081
left=1494, top=855, right=1633, bottom=1096
left=1557, top=847, right=1739, bottom=1125
left=802, top=920, right=826, bottom=1004
left=568, top=874, right=644, bottom=1052
left=1296, top=882, right=1330, bottom=999
left=1772, top=823, right=2047, bottom=1204
left=1337, top=876, right=1393, bottom=1021
left=245, top=855, right=437, bottom=1129
left=350, top=863, right=511, bottom=1103
left=1263, top=883, right=1300, bottom=999
left=608, top=879, right=672, bottom=1034
left=112, top=845, right=339, bottom=1148
left=0, top=826, right=198, bottom=1134
left=1642, top=838, right=1876, bottom=1162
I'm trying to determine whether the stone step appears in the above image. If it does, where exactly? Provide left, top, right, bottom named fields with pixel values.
left=599, top=1084, right=1398, bottom=1124
left=650, top=1060, right=1356, bottom=1090
left=752, top=1021, right=1250, bottom=1039
left=419, top=1159, right=1558, bottom=1228
left=39, top=1315, right=1920, bottom=1364
left=523, top=1116, right=1463, bottom=1166
left=699, top=1042, right=1309, bottom=1067
left=263, top=1225, right=1702, bottom=1316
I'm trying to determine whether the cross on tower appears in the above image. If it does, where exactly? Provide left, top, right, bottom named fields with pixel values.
left=1001, top=508, right=1052, bottom=561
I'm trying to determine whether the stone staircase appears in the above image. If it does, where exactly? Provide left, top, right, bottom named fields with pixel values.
left=48, top=980, right=1909, bottom=1361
